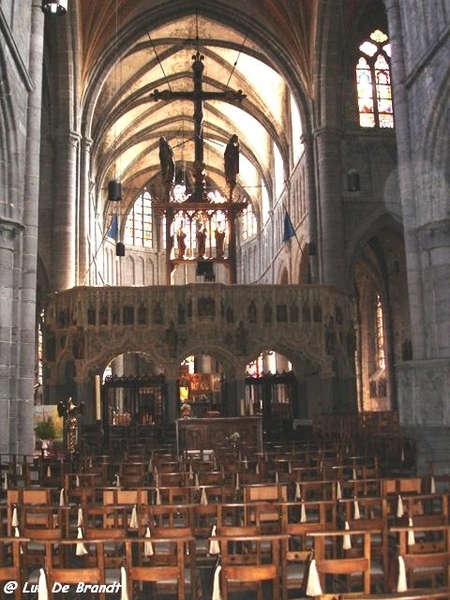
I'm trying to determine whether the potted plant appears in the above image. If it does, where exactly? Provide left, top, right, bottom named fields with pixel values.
left=34, top=418, right=56, bottom=457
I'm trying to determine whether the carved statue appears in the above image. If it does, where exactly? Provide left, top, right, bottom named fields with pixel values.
left=159, top=136, right=175, bottom=200
left=224, top=134, right=239, bottom=199
left=177, top=223, right=187, bottom=259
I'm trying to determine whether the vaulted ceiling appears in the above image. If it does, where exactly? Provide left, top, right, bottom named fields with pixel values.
left=65, top=1, right=360, bottom=219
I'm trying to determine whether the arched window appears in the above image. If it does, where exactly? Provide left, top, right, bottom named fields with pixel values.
left=124, top=190, right=153, bottom=248
left=240, top=203, right=257, bottom=241
left=356, top=30, right=394, bottom=128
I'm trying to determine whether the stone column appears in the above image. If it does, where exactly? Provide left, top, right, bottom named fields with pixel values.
left=313, top=127, right=346, bottom=287
left=383, top=0, right=426, bottom=359
left=165, top=378, right=179, bottom=424
left=0, top=220, right=24, bottom=454
left=13, top=2, right=45, bottom=456
left=51, top=130, right=80, bottom=291
left=77, top=137, right=92, bottom=285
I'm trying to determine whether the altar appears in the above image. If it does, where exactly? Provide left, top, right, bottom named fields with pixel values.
left=176, top=416, right=263, bottom=455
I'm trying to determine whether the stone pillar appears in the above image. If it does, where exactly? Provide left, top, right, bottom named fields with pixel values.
left=165, top=378, right=179, bottom=423
left=313, top=127, right=346, bottom=287
left=51, top=130, right=80, bottom=291
left=8, top=2, right=45, bottom=456
left=383, top=0, right=426, bottom=359
left=0, top=220, right=24, bottom=454
left=77, top=137, right=92, bottom=285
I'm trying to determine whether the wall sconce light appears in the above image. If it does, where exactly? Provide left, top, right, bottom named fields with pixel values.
left=41, top=1, right=68, bottom=15
left=115, top=242, right=125, bottom=257
left=347, top=170, right=360, bottom=192
left=108, top=179, right=122, bottom=201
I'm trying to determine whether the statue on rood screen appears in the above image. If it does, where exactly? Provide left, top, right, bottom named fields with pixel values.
left=159, top=136, right=175, bottom=199
left=177, top=222, right=187, bottom=259
left=215, top=227, right=226, bottom=258
left=224, top=134, right=239, bottom=199
left=196, top=225, right=207, bottom=258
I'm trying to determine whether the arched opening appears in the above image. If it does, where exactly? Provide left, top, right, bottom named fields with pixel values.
left=245, top=350, right=296, bottom=439
left=101, top=352, right=166, bottom=445
left=178, top=353, right=226, bottom=418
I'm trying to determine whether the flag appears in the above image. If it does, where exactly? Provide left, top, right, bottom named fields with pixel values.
left=283, top=210, right=295, bottom=243
left=107, top=214, right=118, bottom=239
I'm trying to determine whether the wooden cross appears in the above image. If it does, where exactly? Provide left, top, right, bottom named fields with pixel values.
left=151, top=51, right=245, bottom=201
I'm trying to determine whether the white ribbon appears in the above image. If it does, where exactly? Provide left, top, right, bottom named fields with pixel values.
left=129, top=504, right=138, bottom=529
left=59, top=488, right=65, bottom=507
left=76, top=527, right=88, bottom=556
left=255, top=463, right=260, bottom=475
left=397, top=555, right=408, bottom=592
left=14, top=526, right=23, bottom=554
left=3, top=473, right=8, bottom=490
left=38, top=568, right=49, bottom=600
left=407, top=517, right=416, bottom=546
left=77, top=507, right=84, bottom=527
left=295, top=482, right=301, bottom=501
left=120, top=565, right=129, bottom=600
left=11, top=506, right=19, bottom=527
left=353, top=497, right=361, bottom=520
left=155, top=487, right=161, bottom=505
left=75, top=475, right=80, bottom=487
left=300, top=500, right=307, bottom=523
left=306, top=559, right=323, bottom=596
left=336, top=481, right=342, bottom=500
left=115, top=474, right=120, bottom=487
left=212, top=563, right=222, bottom=600
left=47, top=466, right=51, bottom=478
left=343, top=521, right=352, bottom=550
left=235, top=472, right=240, bottom=492
left=397, top=495, right=404, bottom=518
left=431, top=476, right=436, bottom=494
left=275, top=471, right=280, bottom=484
left=189, top=463, right=194, bottom=480
left=194, top=473, right=200, bottom=488
left=144, top=526, right=154, bottom=556
left=208, top=524, right=220, bottom=555
left=200, top=486, right=208, bottom=505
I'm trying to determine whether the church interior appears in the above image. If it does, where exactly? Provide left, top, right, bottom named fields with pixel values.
left=1, top=0, right=450, bottom=597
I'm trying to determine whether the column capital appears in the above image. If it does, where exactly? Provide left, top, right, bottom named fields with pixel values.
left=0, top=216, right=24, bottom=251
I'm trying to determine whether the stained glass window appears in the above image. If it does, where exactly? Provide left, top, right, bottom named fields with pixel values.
left=356, top=30, right=394, bottom=128
left=124, top=190, right=153, bottom=248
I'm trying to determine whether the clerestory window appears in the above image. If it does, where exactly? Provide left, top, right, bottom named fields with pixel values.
left=356, top=30, right=394, bottom=128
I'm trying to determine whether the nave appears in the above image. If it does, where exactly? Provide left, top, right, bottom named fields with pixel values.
left=2, top=413, right=450, bottom=600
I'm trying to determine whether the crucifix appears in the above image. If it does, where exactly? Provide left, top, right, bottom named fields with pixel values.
left=151, top=51, right=248, bottom=284
left=151, top=51, right=245, bottom=201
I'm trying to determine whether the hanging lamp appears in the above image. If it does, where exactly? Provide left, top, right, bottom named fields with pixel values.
left=41, top=1, right=68, bottom=15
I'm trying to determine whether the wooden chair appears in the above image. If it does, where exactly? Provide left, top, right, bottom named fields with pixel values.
left=42, top=537, right=108, bottom=600
left=125, top=526, right=197, bottom=600
left=213, top=530, right=288, bottom=600
left=0, top=537, right=26, bottom=598
left=307, top=529, right=373, bottom=596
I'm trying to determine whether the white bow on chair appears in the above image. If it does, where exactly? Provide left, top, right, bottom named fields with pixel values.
left=211, top=562, right=222, bottom=600
left=144, top=526, right=154, bottom=556
left=120, top=565, right=129, bottom=600
left=306, top=559, right=323, bottom=596
left=38, top=568, right=49, bottom=600
left=76, top=527, right=88, bottom=556
left=397, top=555, right=408, bottom=592
left=208, top=524, right=220, bottom=555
